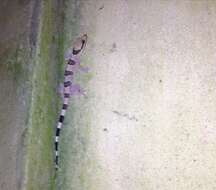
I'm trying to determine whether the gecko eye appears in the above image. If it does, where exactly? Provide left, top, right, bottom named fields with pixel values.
left=72, top=39, right=86, bottom=55
left=72, top=49, right=81, bottom=55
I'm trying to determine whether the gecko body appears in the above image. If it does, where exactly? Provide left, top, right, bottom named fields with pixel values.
left=55, top=34, right=88, bottom=170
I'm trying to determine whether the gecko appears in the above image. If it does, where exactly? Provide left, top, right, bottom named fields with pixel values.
left=54, top=34, right=88, bottom=170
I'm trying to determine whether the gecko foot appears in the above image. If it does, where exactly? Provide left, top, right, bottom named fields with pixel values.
left=70, top=84, right=87, bottom=98
left=79, top=65, right=89, bottom=73
left=58, top=83, right=64, bottom=100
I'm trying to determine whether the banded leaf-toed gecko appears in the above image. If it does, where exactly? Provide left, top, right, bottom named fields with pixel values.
left=55, top=34, right=88, bottom=170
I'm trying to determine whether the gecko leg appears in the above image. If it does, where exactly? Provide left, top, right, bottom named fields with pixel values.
left=64, top=49, right=73, bottom=61
left=58, top=83, right=64, bottom=100
left=79, top=65, right=89, bottom=73
left=70, top=84, right=87, bottom=98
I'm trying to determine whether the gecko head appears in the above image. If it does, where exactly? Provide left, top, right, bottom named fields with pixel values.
left=72, top=34, right=88, bottom=56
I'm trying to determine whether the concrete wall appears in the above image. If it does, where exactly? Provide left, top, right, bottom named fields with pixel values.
left=0, top=1, right=33, bottom=189
left=59, top=1, right=216, bottom=190
left=0, top=0, right=59, bottom=189
left=1, top=0, right=216, bottom=190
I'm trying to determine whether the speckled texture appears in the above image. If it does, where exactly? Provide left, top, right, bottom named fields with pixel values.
left=59, top=0, right=216, bottom=190
left=0, top=1, right=33, bottom=189
left=0, top=0, right=60, bottom=189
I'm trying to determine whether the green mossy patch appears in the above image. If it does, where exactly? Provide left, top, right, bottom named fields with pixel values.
left=24, top=1, right=61, bottom=189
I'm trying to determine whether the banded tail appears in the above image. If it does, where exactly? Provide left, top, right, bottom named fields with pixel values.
left=54, top=34, right=87, bottom=170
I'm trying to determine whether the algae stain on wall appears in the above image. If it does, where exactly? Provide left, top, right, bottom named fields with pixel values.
left=0, top=0, right=34, bottom=189
left=0, top=0, right=65, bottom=189
left=24, top=0, right=63, bottom=189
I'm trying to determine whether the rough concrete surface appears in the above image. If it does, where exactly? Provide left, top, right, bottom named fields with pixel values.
left=0, top=1, right=33, bottom=189
left=59, top=0, right=216, bottom=190
left=1, top=0, right=216, bottom=190
left=0, top=0, right=57, bottom=189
